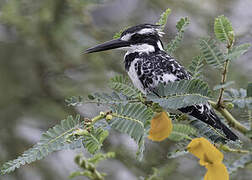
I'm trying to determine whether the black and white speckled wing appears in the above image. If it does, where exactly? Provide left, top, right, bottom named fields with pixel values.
left=126, top=51, right=238, bottom=141
left=132, top=51, right=191, bottom=93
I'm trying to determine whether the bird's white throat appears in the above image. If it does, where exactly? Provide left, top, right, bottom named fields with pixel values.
left=120, top=43, right=155, bottom=54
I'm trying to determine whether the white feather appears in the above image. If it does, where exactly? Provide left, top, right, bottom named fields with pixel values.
left=157, top=30, right=165, bottom=37
left=120, top=43, right=155, bottom=54
left=163, top=74, right=177, bottom=82
left=121, top=33, right=132, bottom=41
left=127, top=59, right=146, bottom=94
left=137, top=28, right=155, bottom=34
left=157, top=41, right=164, bottom=50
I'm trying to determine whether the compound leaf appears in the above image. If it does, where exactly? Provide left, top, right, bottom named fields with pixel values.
left=227, top=155, right=252, bottom=174
left=214, top=15, right=234, bottom=45
left=82, top=127, right=109, bottom=154
left=0, top=115, right=83, bottom=175
left=199, top=37, right=226, bottom=69
left=224, top=88, right=252, bottom=109
left=65, top=96, right=84, bottom=106
left=110, top=103, right=154, bottom=160
left=88, top=91, right=132, bottom=106
left=226, top=43, right=251, bottom=61
left=247, top=83, right=252, bottom=97
left=166, top=17, right=189, bottom=55
left=156, top=8, right=171, bottom=30
left=168, top=124, right=196, bottom=141
left=188, top=55, right=204, bottom=79
left=213, top=81, right=235, bottom=91
left=148, top=79, right=211, bottom=110
left=109, top=75, right=140, bottom=98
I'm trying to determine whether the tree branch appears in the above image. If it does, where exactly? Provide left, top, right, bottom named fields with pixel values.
left=217, top=36, right=234, bottom=107
left=217, top=60, right=229, bottom=107
left=218, top=144, right=251, bottom=154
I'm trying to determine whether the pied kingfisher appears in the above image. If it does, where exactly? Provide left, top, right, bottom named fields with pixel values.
left=86, top=24, right=238, bottom=141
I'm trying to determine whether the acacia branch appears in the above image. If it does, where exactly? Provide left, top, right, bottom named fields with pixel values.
left=91, top=112, right=106, bottom=125
left=218, top=144, right=251, bottom=154
left=217, top=37, right=234, bottom=107
left=217, top=60, right=229, bottom=106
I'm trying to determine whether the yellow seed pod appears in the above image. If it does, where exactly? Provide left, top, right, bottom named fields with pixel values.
left=100, top=111, right=105, bottom=116
left=226, top=103, right=234, bottom=110
left=106, top=114, right=113, bottom=121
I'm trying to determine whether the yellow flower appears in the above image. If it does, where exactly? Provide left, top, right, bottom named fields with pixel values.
left=148, top=111, right=172, bottom=141
left=204, top=163, right=229, bottom=180
left=187, top=137, right=229, bottom=180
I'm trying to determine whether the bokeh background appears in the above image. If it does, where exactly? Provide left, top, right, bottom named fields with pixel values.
left=0, top=0, right=251, bottom=180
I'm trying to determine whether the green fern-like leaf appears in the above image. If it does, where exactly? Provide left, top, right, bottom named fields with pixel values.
left=199, top=37, right=226, bottom=69
left=87, top=152, right=115, bottom=165
left=145, top=168, right=163, bottom=180
left=87, top=91, right=132, bottom=106
left=168, top=124, right=196, bottom=141
left=156, top=8, right=171, bottom=30
left=147, top=79, right=211, bottom=110
left=247, top=83, right=252, bottom=97
left=241, top=110, right=252, bottom=136
left=245, top=129, right=252, bottom=138
left=65, top=96, right=84, bottom=106
left=109, top=75, right=140, bottom=98
left=176, top=17, right=190, bottom=31
left=110, top=103, right=154, bottom=160
left=224, top=88, right=252, bottom=109
left=82, top=127, right=109, bottom=154
left=166, top=17, right=189, bottom=55
left=227, top=154, right=252, bottom=174
left=188, top=55, right=204, bottom=79
left=113, top=29, right=124, bottom=39
left=0, top=115, right=83, bottom=175
left=66, top=92, right=133, bottom=107
left=226, top=43, right=251, bottom=61
left=113, top=26, right=130, bottom=39
left=213, top=81, right=235, bottom=91
left=70, top=152, right=115, bottom=179
left=214, top=15, right=234, bottom=45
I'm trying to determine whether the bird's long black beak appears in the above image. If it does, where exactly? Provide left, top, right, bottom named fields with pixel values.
left=85, top=39, right=130, bottom=54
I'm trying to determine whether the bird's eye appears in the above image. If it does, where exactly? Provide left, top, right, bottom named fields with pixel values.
left=131, top=34, right=142, bottom=41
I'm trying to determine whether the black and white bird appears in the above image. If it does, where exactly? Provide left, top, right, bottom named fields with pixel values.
left=86, top=24, right=238, bottom=141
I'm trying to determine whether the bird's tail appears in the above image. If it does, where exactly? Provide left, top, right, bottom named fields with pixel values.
left=208, top=108, right=238, bottom=141
left=179, top=104, right=238, bottom=141
left=219, top=120, right=239, bottom=141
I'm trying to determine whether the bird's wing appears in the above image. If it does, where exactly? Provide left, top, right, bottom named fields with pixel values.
left=135, top=51, right=191, bottom=93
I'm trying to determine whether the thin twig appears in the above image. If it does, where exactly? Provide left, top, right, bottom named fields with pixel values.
left=218, top=144, right=251, bottom=154
left=91, top=112, right=107, bottom=125
left=217, top=60, right=229, bottom=107
left=217, top=36, right=234, bottom=107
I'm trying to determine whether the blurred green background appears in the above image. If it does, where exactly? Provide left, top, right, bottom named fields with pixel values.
left=0, top=0, right=251, bottom=180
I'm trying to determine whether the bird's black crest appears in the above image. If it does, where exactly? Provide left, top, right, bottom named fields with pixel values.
left=121, top=24, right=161, bottom=37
